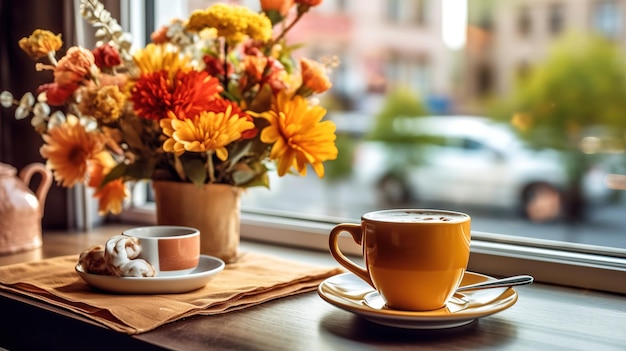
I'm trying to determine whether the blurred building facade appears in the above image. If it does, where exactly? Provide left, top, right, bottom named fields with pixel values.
left=476, top=0, right=625, bottom=101
left=175, top=0, right=626, bottom=115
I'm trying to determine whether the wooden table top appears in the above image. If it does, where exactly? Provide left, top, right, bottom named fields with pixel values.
left=1, top=224, right=625, bottom=351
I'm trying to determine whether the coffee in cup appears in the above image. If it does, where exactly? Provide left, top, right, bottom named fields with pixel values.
left=329, top=209, right=471, bottom=311
left=123, top=226, right=200, bottom=277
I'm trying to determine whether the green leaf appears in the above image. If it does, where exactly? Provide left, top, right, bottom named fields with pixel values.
left=101, top=157, right=156, bottom=186
left=226, top=141, right=252, bottom=172
left=180, top=157, right=207, bottom=186
left=118, top=116, right=145, bottom=151
left=235, top=170, right=270, bottom=188
left=232, top=161, right=270, bottom=188
left=247, top=84, right=273, bottom=113
left=101, top=162, right=128, bottom=186
left=264, top=9, right=285, bottom=26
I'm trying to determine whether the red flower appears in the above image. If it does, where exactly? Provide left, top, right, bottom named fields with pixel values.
left=130, top=70, right=222, bottom=121
left=92, top=44, right=122, bottom=69
left=203, top=55, right=233, bottom=78
left=38, top=82, right=79, bottom=106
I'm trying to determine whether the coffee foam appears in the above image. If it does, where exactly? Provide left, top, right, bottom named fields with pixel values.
left=363, top=210, right=468, bottom=223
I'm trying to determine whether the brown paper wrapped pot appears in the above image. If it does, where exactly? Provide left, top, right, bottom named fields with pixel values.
left=152, top=181, right=243, bottom=263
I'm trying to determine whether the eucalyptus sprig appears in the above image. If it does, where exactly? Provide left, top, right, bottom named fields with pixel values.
left=80, top=0, right=137, bottom=75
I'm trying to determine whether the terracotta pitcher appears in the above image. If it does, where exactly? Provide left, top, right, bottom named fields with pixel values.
left=0, top=162, right=52, bottom=255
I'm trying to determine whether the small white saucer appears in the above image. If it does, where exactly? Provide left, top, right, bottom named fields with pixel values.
left=318, top=272, right=518, bottom=329
left=76, top=254, right=225, bottom=294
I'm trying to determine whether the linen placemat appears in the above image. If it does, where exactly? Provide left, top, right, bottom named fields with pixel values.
left=0, top=252, right=343, bottom=334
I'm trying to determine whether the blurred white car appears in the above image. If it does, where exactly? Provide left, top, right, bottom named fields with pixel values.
left=353, top=115, right=613, bottom=221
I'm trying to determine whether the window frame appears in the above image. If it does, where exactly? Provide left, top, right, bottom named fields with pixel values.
left=591, top=0, right=623, bottom=39
left=119, top=202, right=626, bottom=295
left=115, top=0, right=626, bottom=295
left=548, top=2, right=566, bottom=35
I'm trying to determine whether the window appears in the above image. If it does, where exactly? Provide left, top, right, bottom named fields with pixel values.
left=517, top=6, right=532, bottom=36
left=592, top=0, right=623, bottom=39
left=386, top=0, right=402, bottom=22
left=548, top=3, right=565, bottom=35
left=118, top=0, right=626, bottom=295
left=415, top=0, right=428, bottom=26
left=385, top=0, right=428, bottom=26
left=385, top=53, right=430, bottom=96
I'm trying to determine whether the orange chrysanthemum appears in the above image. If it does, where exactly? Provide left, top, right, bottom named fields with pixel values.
left=39, top=116, right=105, bottom=187
left=94, top=178, right=127, bottom=215
left=88, top=152, right=128, bottom=215
left=251, top=92, right=338, bottom=177
left=130, top=70, right=222, bottom=121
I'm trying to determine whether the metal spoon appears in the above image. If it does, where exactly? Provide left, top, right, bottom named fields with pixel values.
left=456, top=275, right=534, bottom=292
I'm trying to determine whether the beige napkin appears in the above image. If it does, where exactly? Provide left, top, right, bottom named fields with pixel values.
left=0, top=252, right=343, bottom=334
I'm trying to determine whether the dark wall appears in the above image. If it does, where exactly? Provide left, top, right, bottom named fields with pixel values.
left=0, top=0, right=79, bottom=229
left=1, top=0, right=123, bottom=229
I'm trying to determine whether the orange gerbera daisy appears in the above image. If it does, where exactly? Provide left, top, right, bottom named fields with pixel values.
left=130, top=70, right=222, bottom=121
left=40, top=116, right=104, bottom=187
left=251, top=92, right=338, bottom=177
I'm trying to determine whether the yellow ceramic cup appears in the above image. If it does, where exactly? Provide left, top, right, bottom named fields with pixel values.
left=329, top=209, right=471, bottom=311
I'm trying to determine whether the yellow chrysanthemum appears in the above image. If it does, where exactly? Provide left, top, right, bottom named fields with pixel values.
left=185, top=4, right=272, bottom=45
left=251, top=92, right=338, bottom=177
left=18, top=29, right=62, bottom=60
left=160, top=106, right=255, bottom=161
left=40, top=116, right=105, bottom=187
left=132, top=43, right=191, bottom=78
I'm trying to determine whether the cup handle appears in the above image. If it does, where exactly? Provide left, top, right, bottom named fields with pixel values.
left=329, top=224, right=374, bottom=287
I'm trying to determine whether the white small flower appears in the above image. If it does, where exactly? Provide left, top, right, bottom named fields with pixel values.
left=80, top=116, right=98, bottom=131
left=0, top=91, right=14, bottom=108
left=15, top=106, right=29, bottom=120
left=32, top=102, right=51, bottom=118
left=47, top=111, right=66, bottom=129
left=19, top=92, right=35, bottom=108
left=37, top=92, right=47, bottom=103
left=14, top=92, right=35, bottom=119
left=31, top=115, right=49, bottom=128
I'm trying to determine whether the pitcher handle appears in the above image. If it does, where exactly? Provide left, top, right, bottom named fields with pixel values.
left=329, top=223, right=374, bottom=288
left=19, top=163, right=53, bottom=216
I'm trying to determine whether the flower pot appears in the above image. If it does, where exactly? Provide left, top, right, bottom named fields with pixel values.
left=151, top=181, right=243, bottom=263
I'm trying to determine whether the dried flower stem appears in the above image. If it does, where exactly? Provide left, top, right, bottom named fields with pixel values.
left=269, top=5, right=310, bottom=49
left=47, top=51, right=58, bottom=66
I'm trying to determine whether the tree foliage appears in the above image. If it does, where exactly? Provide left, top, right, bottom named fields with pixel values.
left=367, top=88, right=429, bottom=142
left=493, top=32, right=626, bottom=150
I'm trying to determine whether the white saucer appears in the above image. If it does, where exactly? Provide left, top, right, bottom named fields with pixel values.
left=76, top=254, right=225, bottom=294
left=318, top=272, right=518, bottom=329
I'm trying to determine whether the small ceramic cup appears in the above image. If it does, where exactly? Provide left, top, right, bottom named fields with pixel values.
left=329, top=209, right=471, bottom=311
left=123, top=226, right=200, bottom=277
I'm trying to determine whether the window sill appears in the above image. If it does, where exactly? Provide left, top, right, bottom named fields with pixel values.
left=117, top=206, right=626, bottom=294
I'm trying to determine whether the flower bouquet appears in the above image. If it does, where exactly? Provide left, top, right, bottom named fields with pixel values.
left=1, top=0, right=338, bottom=216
